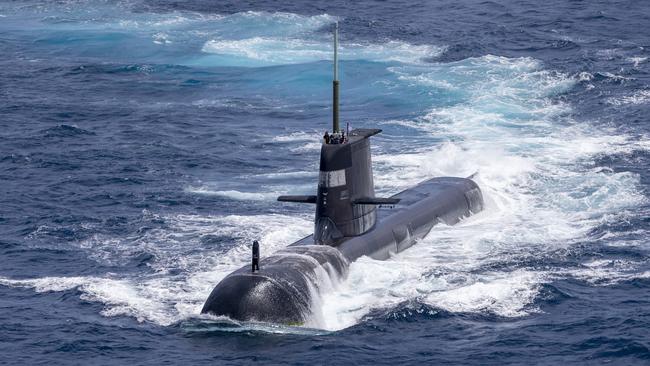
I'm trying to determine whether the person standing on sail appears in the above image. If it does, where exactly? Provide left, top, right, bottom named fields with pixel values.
left=252, top=240, right=260, bottom=272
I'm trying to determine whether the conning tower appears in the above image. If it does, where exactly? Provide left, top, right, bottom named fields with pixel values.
left=315, top=128, right=383, bottom=244
left=278, top=22, right=398, bottom=245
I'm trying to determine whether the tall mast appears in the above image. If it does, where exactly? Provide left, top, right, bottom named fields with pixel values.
left=332, top=22, right=340, bottom=133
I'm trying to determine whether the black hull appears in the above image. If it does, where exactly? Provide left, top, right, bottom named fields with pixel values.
left=201, top=176, right=483, bottom=324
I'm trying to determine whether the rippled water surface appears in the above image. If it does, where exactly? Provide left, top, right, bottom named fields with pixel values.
left=1, top=0, right=649, bottom=364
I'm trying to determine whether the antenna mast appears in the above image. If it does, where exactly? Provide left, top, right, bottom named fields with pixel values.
left=332, top=22, right=340, bottom=133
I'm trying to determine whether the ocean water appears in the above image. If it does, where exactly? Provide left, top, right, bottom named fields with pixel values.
left=1, top=0, right=649, bottom=364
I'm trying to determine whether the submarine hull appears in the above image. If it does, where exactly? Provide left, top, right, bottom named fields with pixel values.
left=201, top=28, right=482, bottom=325
left=201, top=176, right=483, bottom=324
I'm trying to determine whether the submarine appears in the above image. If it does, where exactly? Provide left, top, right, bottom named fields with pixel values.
left=202, top=23, right=484, bottom=325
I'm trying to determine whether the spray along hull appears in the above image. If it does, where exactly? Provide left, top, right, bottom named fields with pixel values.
left=201, top=176, right=484, bottom=325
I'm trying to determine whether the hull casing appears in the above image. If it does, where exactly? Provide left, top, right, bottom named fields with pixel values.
left=201, top=176, right=483, bottom=324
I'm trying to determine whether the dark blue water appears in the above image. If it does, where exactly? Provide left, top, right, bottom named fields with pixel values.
left=1, top=0, right=649, bottom=364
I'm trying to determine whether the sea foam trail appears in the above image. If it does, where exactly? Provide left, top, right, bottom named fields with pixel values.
left=1, top=3, right=440, bottom=67
left=200, top=38, right=444, bottom=66
left=185, top=188, right=280, bottom=201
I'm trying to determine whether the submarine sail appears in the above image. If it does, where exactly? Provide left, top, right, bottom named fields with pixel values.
left=201, top=23, right=484, bottom=325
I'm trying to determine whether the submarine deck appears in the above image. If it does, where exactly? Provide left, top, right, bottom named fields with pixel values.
left=289, top=176, right=480, bottom=250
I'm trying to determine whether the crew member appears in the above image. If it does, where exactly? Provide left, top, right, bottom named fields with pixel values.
left=252, top=240, right=260, bottom=272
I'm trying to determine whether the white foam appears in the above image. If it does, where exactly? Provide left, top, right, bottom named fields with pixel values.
left=201, top=38, right=444, bottom=66
left=319, top=255, right=425, bottom=330
left=599, top=72, right=633, bottom=82
left=256, top=171, right=317, bottom=179
left=186, top=187, right=280, bottom=201
left=569, top=259, right=650, bottom=285
left=290, top=142, right=322, bottom=153
left=607, top=90, right=650, bottom=106
left=0, top=276, right=175, bottom=325
left=423, top=270, right=545, bottom=317
left=627, top=56, right=648, bottom=68
left=271, top=131, right=320, bottom=142
left=8, top=5, right=441, bottom=67
left=152, top=32, right=171, bottom=45
left=268, top=132, right=323, bottom=152
left=224, top=11, right=336, bottom=35
left=578, top=71, right=594, bottom=81
left=0, top=276, right=87, bottom=293
left=191, top=98, right=256, bottom=109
